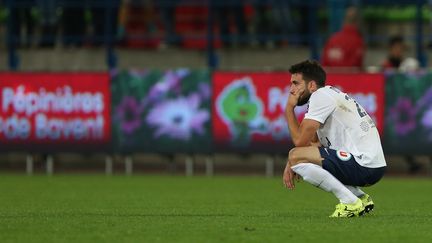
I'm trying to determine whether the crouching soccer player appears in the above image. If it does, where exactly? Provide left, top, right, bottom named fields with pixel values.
left=283, top=60, right=386, bottom=217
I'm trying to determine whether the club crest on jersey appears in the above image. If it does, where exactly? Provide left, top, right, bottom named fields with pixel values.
left=336, top=150, right=352, bottom=161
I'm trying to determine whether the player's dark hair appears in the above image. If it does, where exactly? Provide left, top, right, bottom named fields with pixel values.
left=289, top=60, right=326, bottom=87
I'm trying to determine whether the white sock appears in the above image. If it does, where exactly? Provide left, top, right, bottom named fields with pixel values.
left=291, top=163, right=358, bottom=204
left=345, top=185, right=365, bottom=197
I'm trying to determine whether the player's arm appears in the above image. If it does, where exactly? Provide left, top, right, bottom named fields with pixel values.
left=285, top=89, right=320, bottom=146
left=282, top=117, right=320, bottom=190
left=284, top=88, right=303, bottom=146
left=286, top=87, right=334, bottom=147
left=285, top=106, right=320, bottom=147
left=310, top=133, right=321, bottom=147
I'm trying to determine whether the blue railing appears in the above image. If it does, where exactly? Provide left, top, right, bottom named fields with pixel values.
left=2, top=0, right=429, bottom=70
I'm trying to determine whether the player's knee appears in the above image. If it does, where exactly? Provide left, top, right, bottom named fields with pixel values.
left=288, top=148, right=296, bottom=160
left=288, top=148, right=302, bottom=165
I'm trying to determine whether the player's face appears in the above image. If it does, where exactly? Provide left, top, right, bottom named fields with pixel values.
left=290, top=73, right=312, bottom=106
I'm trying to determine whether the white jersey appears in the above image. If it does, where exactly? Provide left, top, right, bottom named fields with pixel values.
left=304, top=86, right=386, bottom=168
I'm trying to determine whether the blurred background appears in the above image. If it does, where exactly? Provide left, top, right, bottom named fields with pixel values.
left=0, top=0, right=431, bottom=176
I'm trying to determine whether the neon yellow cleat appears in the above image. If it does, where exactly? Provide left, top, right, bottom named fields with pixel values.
left=359, top=194, right=374, bottom=213
left=329, top=199, right=365, bottom=218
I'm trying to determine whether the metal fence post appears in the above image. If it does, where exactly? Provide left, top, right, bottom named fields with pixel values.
left=185, top=155, right=194, bottom=176
left=26, top=154, right=33, bottom=175
left=205, top=155, right=214, bottom=177
left=6, top=0, right=19, bottom=70
left=207, top=0, right=218, bottom=69
left=46, top=155, right=54, bottom=175
left=106, top=0, right=117, bottom=69
left=308, top=1, right=320, bottom=61
left=105, top=155, right=113, bottom=175
left=125, top=156, right=133, bottom=175
left=265, top=155, right=275, bottom=178
left=416, top=0, right=427, bottom=67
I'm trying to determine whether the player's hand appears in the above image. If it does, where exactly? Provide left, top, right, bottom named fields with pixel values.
left=283, top=164, right=296, bottom=190
left=287, top=87, right=305, bottom=108
left=310, top=141, right=322, bottom=147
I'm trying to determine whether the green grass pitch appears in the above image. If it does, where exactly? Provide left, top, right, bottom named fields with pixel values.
left=1, top=174, right=431, bottom=242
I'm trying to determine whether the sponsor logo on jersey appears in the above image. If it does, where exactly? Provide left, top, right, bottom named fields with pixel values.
left=336, top=150, right=352, bottom=161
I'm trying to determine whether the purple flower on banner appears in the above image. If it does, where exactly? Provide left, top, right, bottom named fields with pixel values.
left=421, top=108, right=432, bottom=141
left=146, top=94, right=209, bottom=140
left=389, top=97, right=416, bottom=136
left=198, top=82, right=211, bottom=100
left=142, top=70, right=187, bottom=107
left=421, top=108, right=432, bottom=128
left=416, top=87, right=432, bottom=110
left=115, top=96, right=143, bottom=134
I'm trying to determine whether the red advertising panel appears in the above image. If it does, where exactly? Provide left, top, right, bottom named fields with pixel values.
left=213, top=72, right=292, bottom=152
left=0, top=73, right=111, bottom=152
left=212, top=72, right=384, bottom=153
